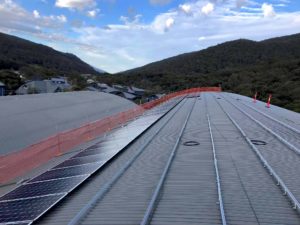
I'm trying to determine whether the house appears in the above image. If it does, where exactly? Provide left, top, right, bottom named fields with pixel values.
left=147, top=94, right=166, bottom=102
left=86, top=83, right=143, bottom=101
left=16, top=78, right=71, bottom=95
left=50, top=77, right=69, bottom=85
left=127, top=86, right=145, bottom=96
left=120, top=91, right=139, bottom=100
left=113, top=84, right=128, bottom=92
left=0, top=82, right=5, bottom=96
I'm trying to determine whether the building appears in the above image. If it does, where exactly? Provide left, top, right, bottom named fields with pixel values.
left=16, top=78, right=71, bottom=95
left=0, top=81, right=5, bottom=96
left=120, top=91, right=139, bottom=100
left=0, top=91, right=300, bottom=225
left=127, top=86, right=145, bottom=96
left=112, top=84, right=128, bottom=92
left=87, top=83, right=143, bottom=101
left=0, top=91, right=136, bottom=155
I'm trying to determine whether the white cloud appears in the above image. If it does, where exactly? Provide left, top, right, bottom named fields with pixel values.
left=179, top=4, right=192, bottom=15
left=262, top=3, right=276, bottom=18
left=120, top=14, right=142, bottom=25
left=165, top=18, right=174, bottom=29
left=57, top=15, right=67, bottom=23
left=149, top=0, right=172, bottom=6
left=151, top=12, right=177, bottom=33
left=87, top=9, right=99, bottom=18
left=55, top=0, right=96, bottom=10
left=201, top=3, right=214, bottom=15
left=33, top=10, right=40, bottom=18
left=0, top=0, right=68, bottom=38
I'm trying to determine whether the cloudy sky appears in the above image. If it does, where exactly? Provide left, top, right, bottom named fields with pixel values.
left=0, top=0, right=299, bottom=73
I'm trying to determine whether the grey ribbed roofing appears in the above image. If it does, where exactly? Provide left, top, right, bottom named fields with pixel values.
left=1, top=92, right=300, bottom=225
left=121, top=91, right=137, bottom=100
left=0, top=91, right=136, bottom=155
left=15, top=80, right=70, bottom=95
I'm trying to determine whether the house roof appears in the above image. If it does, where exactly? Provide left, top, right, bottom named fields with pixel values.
left=0, top=91, right=136, bottom=155
left=101, top=86, right=121, bottom=94
left=130, top=86, right=145, bottom=92
left=121, top=91, right=137, bottom=100
left=1, top=92, right=300, bottom=225
left=15, top=80, right=69, bottom=95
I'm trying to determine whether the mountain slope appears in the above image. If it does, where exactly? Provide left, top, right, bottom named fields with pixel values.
left=99, top=33, right=300, bottom=112
left=120, top=33, right=300, bottom=76
left=0, top=32, right=98, bottom=76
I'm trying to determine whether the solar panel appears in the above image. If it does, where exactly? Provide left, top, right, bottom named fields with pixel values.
left=0, top=194, right=64, bottom=223
left=72, top=149, right=116, bottom=159
left=28, top=163, right=102, bottom=183
left=0, top=175, right=88, bottom=201
left=10, top=223, right=30, bottom=225
left=53, top=155, right=107, bottom=169
left=85, top=141, right=105, bottom=150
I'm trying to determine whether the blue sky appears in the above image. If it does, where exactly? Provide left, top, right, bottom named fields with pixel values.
left=0, top=0, right=299, bottom=73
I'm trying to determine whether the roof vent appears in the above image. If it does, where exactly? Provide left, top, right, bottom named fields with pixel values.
left=183, top=141, right=200, bottom=146
left=251, top=140, right=267, bottom=146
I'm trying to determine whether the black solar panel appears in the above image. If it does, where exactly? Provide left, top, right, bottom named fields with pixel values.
left=72, top=149, right=115, bottom=159
left=85, top=141, right=105, bottom=150
left=0, top=194, right=64, bottom=223
left=0, top=175, right=88, bottom=201
left=53, top=155, right=107, bottom=169
left=12, top=223, right=30, bottom=225
left=28, top=163, right=102, bottom=183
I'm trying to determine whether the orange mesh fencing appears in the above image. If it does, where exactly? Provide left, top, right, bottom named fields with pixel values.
left=0, top=87, right=221, bottom=184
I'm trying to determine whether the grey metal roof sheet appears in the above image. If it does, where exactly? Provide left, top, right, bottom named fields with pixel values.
left=0, top=91, right=136, bottom=155
left=121, top=91, right=137, bottom=100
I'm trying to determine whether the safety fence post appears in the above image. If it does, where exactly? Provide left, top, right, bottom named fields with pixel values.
left=266, top=94, right=272, bottom=108
left=253, top=92, right=257, bottom=103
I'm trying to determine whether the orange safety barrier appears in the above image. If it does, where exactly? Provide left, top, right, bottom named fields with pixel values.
left=0, top=87, right=221, bottom=184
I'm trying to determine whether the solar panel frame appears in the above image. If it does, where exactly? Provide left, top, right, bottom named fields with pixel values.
left=71, top=149, right=116, bottom=159
left=53, top=155, right=108, bottom=169
left=0, top=175, right=89, bottom=201
left=28, top=163, right=103, bottom=183
left=0, top=194, right=65, bottom=224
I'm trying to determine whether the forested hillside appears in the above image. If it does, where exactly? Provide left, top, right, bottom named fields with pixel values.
left=98, top=33, right=300, bottom=112
left=0, top=32, right=98, bottom=77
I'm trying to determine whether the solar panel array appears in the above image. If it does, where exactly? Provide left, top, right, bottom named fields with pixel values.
left=0, top=98, right=182, bottom=225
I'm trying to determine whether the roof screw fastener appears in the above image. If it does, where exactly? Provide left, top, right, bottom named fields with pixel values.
left=293, top=203, right=297, bottom=210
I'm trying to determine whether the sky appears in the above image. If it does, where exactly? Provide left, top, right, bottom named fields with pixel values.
left=0, top=0, right=299, bottom=73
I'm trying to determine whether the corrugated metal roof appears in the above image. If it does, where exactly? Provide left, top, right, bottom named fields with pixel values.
left=0, top=91, right=136, bottom=155
left=1, top=92, right=300, bottom=225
